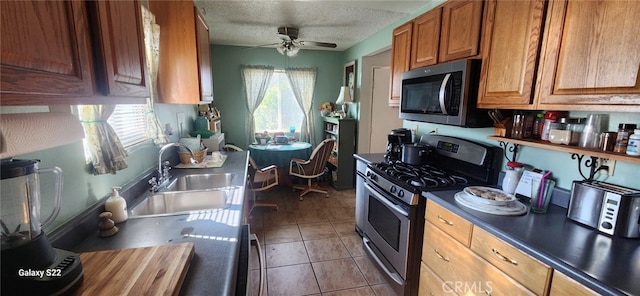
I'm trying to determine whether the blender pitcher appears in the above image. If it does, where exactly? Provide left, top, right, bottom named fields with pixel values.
left=0, top=159, right=62, bottom=264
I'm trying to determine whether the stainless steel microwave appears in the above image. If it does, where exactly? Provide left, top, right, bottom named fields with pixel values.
left=399, top=59, right=491, bottom=127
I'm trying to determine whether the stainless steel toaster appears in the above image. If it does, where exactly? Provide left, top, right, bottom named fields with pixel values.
left=567, top=181, right=640, bottom=238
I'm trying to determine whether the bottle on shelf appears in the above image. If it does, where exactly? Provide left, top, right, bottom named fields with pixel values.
left=626, top=129, right=640, bottom=156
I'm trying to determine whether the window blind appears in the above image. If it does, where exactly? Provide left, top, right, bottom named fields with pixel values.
left=107, top=104, right=148, bottom=148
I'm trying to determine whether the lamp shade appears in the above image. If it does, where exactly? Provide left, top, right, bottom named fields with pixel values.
left=335, top=86, right=353, bottom=105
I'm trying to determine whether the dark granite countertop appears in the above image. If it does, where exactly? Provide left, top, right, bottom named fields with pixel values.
left=68, top=151, right=250, bottom=296
left=424, top=189, right=640, bottom=296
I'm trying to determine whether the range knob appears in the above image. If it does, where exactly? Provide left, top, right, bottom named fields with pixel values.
left=398, top=190, right=405, bottom=198
left=601, top=222, right=613, bottom=230
left=390, top=186, right=397, bottom=194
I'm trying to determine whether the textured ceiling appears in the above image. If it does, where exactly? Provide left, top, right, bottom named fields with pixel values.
left=194, top=1, right=431, bottom=51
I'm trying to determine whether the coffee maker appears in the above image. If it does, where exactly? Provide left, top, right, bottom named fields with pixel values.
left=385, top=128, right=413, bottom=162
left=1, top=159, right=84, bottom=295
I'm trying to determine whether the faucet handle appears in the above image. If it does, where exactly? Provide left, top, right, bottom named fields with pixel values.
left=148, top=177, right=159, bottom=192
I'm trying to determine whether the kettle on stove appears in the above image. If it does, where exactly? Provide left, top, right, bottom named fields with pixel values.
left=385, top=128, right=412, bottom=162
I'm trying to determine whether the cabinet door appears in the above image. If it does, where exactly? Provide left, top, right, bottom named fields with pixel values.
left=0, top=1, right=94, bottom=104
left=195, top=7, right=213, bottom=102
left=389, top=22, right=412, bottom=107
left=471, top=226, right=552, bottom=295
left=439, top=0, right=483, bottom=63
left=536, top=0, right=640, bottom=111
left=477, top=0, right=546, bottom=109
left=410, top=8, right=441, bottom=69
left=418, top=261, right=457, bottom=296
left=89, top=0, right=148, bottom=98
left=150, top=0, right=200, bottom=104
left=550, top=271, right=599, bottom=296
left=422, top=222, right=536, bottom=296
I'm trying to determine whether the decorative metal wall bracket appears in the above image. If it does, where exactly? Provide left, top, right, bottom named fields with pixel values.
left=571, top=154, right=605, bottom=181
left=498, top=141, right=519, bottom=162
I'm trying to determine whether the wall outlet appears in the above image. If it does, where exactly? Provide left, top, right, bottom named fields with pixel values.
left=599, top=158, right=616, bottom=176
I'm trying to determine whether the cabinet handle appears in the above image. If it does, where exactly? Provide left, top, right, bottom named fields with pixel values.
left=437, top=215, right=454, bottom=226
left=434, top=249, right=450, bottom=262
left=492, top=248, right=518, bottom=266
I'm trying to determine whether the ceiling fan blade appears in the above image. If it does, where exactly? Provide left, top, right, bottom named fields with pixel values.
left=300, top=41, right=337, bottom=48
left=242, top=42, right=282, bottom=51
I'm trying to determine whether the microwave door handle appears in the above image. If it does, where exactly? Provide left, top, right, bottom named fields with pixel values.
left=438, top=73, right=451, bottom=115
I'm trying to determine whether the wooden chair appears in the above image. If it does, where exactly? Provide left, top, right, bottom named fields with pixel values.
left=222, top=144, right=278, bottom=222
left=288, top=139, right=336, bottom=200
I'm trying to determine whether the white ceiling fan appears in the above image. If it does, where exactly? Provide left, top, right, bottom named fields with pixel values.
left=272, top=26, right=337, bottom=57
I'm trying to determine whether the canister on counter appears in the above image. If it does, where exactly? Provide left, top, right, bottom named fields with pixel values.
left=613, top=123, right=637, bottom=153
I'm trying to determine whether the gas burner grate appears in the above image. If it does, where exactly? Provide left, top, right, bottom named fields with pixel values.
left=372, top=161, right=470, bottom=190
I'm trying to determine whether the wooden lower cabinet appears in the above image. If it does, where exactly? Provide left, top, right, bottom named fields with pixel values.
left=471, top=227, right=552, bottom=295
left=419, top=261, right=457, bottom=296
left=549, top=271, right=599, bottom=296
left=425, top=199, right=473, bottom=247
left=422, top=222, right=535, bottom=295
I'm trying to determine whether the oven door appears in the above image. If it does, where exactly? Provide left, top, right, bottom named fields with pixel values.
left=362, top=182, right=411, bottom=282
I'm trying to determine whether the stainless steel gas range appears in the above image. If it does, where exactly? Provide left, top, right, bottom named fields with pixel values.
left=358, top=135, right=501, bottom=296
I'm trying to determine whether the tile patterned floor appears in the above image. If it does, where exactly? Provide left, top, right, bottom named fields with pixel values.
left=247, top=185, right=395, bottom=296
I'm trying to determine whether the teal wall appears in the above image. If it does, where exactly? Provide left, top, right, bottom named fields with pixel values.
left=2, top=103, right=197, bottom=232
left=405, top=113, right=640, bottom=191
left=211, top=45, right=344, bottom=147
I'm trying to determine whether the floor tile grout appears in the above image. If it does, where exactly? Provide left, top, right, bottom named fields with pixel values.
left=249, top=185, right=394, bottom=296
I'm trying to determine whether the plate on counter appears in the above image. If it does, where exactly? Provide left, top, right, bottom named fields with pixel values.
left=463, top=186, right=517, bottom=206
left=455, top=192, right=527, bottom=216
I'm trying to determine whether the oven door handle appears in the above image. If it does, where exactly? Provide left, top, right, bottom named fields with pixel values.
left=363, top=236, right=404, bottom=286
left=438, top=73, right=451, bottom=115
left=364, top=183, right=408, bottom=217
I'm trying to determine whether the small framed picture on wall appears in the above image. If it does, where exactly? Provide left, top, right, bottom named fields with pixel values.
left=344, top=60, right=356, bottom=99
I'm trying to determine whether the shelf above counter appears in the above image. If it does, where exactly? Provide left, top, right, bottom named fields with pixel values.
left=487, top=136, right=640, bottom=165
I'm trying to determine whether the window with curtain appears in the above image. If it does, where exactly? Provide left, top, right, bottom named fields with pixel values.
left=78, top=104, right=148, bottom=163
left=254, top=70, right=303, bottom=133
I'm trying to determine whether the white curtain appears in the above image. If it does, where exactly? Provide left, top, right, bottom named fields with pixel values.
left=241, top=65, right=275, bottom=146
left=79, top=105, right=128, bottom=175
left=285, top=67, right=317, bottom=145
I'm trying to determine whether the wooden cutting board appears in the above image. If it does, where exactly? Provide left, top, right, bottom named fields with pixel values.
left=74, top=243, right=195, bottom=295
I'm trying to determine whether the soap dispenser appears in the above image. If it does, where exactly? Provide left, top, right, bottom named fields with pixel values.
left=105, top=187, right=128, bottom=223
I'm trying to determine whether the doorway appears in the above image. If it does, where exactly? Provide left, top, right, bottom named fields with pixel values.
left=357, top=49, right=403, bottom=154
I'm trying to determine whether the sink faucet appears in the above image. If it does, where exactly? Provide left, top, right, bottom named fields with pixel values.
left=149, top=143, right=197, bottom=191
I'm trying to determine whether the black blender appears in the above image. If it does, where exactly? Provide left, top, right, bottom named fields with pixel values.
left=385, top=128, right=413, bottom=162
left=1, top=159, right=83, bottom=295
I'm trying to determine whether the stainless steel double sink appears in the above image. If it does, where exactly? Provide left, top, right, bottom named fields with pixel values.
left=129, top=173, right=243, bottom=218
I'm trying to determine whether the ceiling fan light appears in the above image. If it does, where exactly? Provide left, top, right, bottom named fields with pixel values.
left=276, top=45, right=286, bottom=55
left=288, top=46, right=300, bottom=57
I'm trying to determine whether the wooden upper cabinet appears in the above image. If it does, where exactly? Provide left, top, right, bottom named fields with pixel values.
left=88, top=0, right=149, bottom=98
left=195, top=7, right=213, bottom=102
left=410, top=8, right=442, bottom=69
left=389, top=22, right=413, bottom=107
left=150, top=0, right=213, bottom=104
left=0, top=1, right=94, bottom=104
left=439, top=0, right=483, bottom=63
left=477, top=0, right=546, bottom=109
left=535, top=0, right=640, bottom=111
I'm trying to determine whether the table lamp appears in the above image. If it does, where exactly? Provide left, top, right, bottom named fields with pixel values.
left=335, top=86, right=353, bottom=118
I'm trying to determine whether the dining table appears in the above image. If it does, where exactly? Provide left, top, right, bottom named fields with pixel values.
left=248, top=141, right=313, bottom=168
